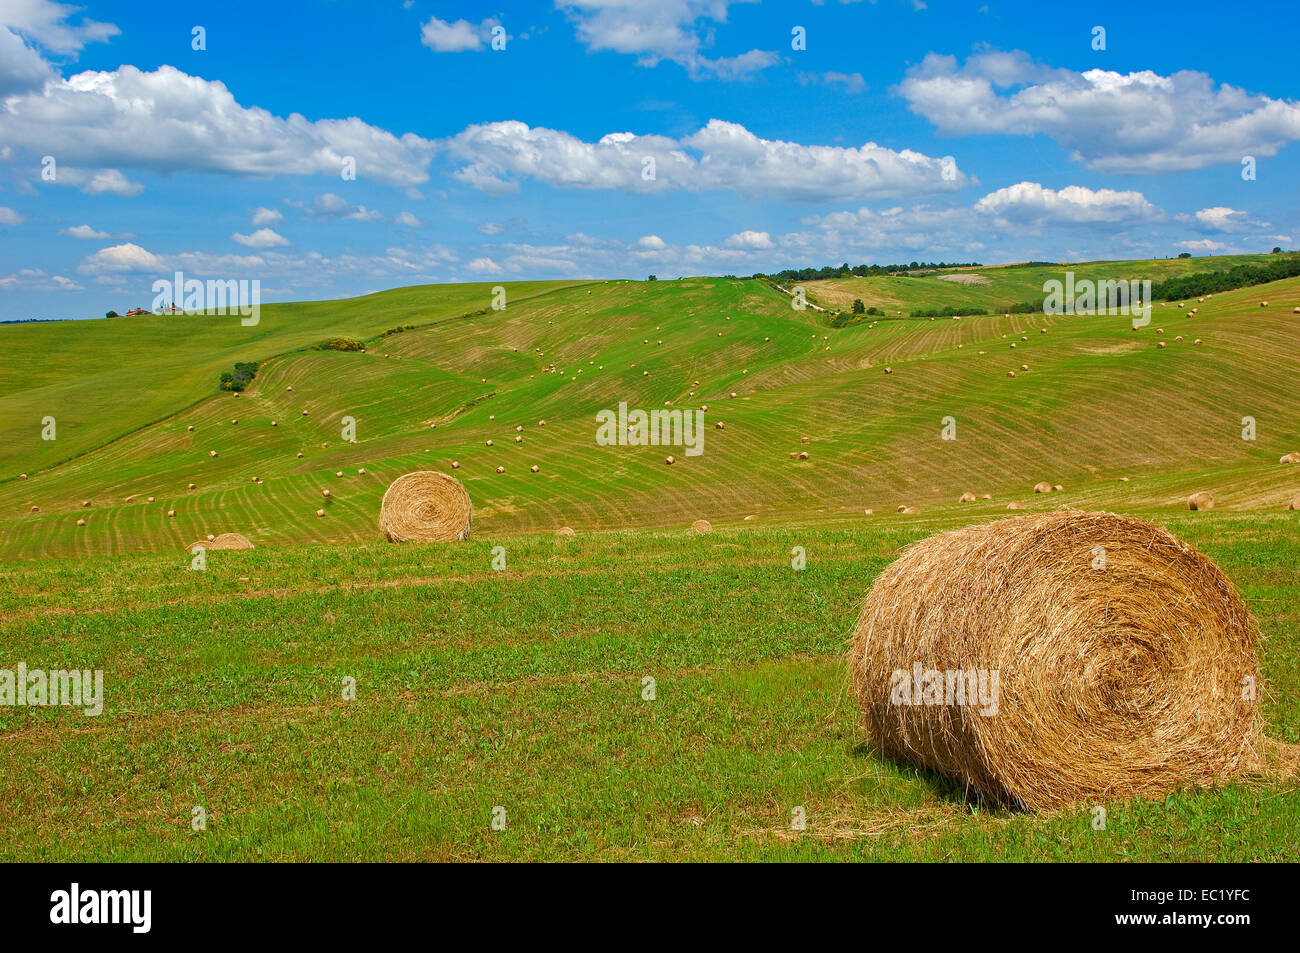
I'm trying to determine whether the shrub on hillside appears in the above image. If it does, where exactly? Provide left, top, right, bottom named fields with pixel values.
left=318, top=337, right=366, bottom=351
left=219, top=361, right=259, bottom=392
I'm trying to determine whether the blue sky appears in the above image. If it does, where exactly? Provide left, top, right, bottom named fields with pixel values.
left=1, top=0, right=1298, bottom=320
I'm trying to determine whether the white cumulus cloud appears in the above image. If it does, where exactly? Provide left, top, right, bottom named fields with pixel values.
left=232, top=228, right=290, bottom=248
left=899, top=50, right=1300, bottom=173
left=974, top=182, right=1159, bottom=223
left=444, top=118, right=966, bottom=202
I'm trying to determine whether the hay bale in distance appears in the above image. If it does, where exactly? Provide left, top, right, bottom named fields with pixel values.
left=1287, top=495, right=1300, bottom=511
left=379, top=470, right=473, bottom=542
left=1033, top=481, right=1052, bottom=493
left=691, top=519, right=712, bottom=533
left=1006, top=501, right=1024, bottom=510
left=849, top=511, right=1266, bottom=809
left=187, top=533, right=253, bottom=552
left=959, top=492, right=977, bottom=503
left=556, top=526, right=575, bottom=537
left=1188, top=491, right=1215, bottom=511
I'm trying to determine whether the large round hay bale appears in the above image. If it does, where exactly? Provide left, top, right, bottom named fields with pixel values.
left=691, top=519, right=712, bottom=533
left=1033, top=481, right=1052, bottom=493
left=1188, top=491, right=1214, bottom=511
left=378, top=470, right=472, bottom=542
left=187, top=533, right=253, bottom=552
left=849, top=511, right=1265, bottom=809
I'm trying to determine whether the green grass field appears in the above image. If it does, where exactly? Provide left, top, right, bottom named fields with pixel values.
left=2, top=255, right=1299, bottom=860
left=2, top=514, right=1297, bottom=861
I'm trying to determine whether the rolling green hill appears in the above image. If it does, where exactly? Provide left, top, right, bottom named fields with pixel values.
left=2, top=258, right=1300, bottom=561
left=3, top=255, right=1299, bottom=861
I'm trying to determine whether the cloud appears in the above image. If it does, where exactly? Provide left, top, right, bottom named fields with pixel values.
left=232, top=228, right=290, bottom=248
left=0, top=267, right=83, bottom=291
left=251, top=206, right=284, bottom=226
left=724, top=229, right=773, bottom=249
left=466, top=256, right=504, bottom=275
left=1192, top=207, right=1255, bottom=232
left=394, top=211, right=423, bottom=227
left=899, top=50, right=1300, bottom=173
left=1177, top=239, right=1226, bottom=253
left=0, top=65, right=437, bottom=187
left=561, top=0, right=778, bottom=80
left=0, top=0, right=118, bottom=95
left=0, top=206, right=24, bottom=225
left=60, top=224, right=110, bottom=238
left=798, top=71, right=867, bottom=94
left=78, top=242, right=165, bottom=274
left=419, top=16, right=500, bottom=52
left=293, top=192, right=385, bottom=222
left=637, top=234, right=667, bottom=249
left=974, top=182, right=1159, bottom=224
left=81, top=168, right=143, bottom=196
left=444, top=118, right=966, bottom=202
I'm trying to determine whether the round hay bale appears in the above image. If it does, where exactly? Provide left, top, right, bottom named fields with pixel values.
left=30, top=505, right=39, bottom=513
left=665, top=455, right=675, bottom=465
left=495, top=465, right=505, bottom=474
left=798, top=451, right=809, bottom=460
left=167, top=509, right=176, bottom=518
left=715, top=422, right=724, bottom=430
left=980, top=493, right=992, bottom=500
left=864, top=508, right=874, bottom=516
left=188, top=483, right=196, bottom=490
left=849, top=511, right=1266, bottom=809
left=691, top=519, right=713, bottom=533
left=801, top=436, right=810, bottom=444
left=1287, top=495, right=1300, bottom=511
left=1194, top=338, right=1203, bottom=345
left=146, top=496, right=155, bottom=503
left=1279, top=452, right=1300, bottom=464
left=530, top=465, right=539, bottom=473
left=901, top=506, right=920, bottom=515
left=19, top=473, right=27, bottom=480
left=1033, top=481, right=1052, bottom=493
left=959, top=492, right=976, bottom=503
left=1006, top=501, right=1024, bottom=510
left=316, top=508, right=325, bottom=518
left=884, top=367, right=893, bottom=375
left=1053, top=484, right=1063, bottom=492
left=322, top=488, right=331, bottom=498
left=1188, top=491, right=1214, bottom=511
left=556, top=526, right=575, bottom=537
left=187, top=533, right=253, bottom=552
left=76, top=518, right=86, bottom=526
left=378, top=470, right=473, bottom=542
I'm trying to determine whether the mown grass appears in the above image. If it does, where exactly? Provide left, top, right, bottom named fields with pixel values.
left=2, top=513, right=1296, bottom=861
left=5, top=268, right=1300, bottom=561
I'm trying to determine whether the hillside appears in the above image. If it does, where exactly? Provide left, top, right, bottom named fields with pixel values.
left=2, top=259, right=1300, bottom=561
